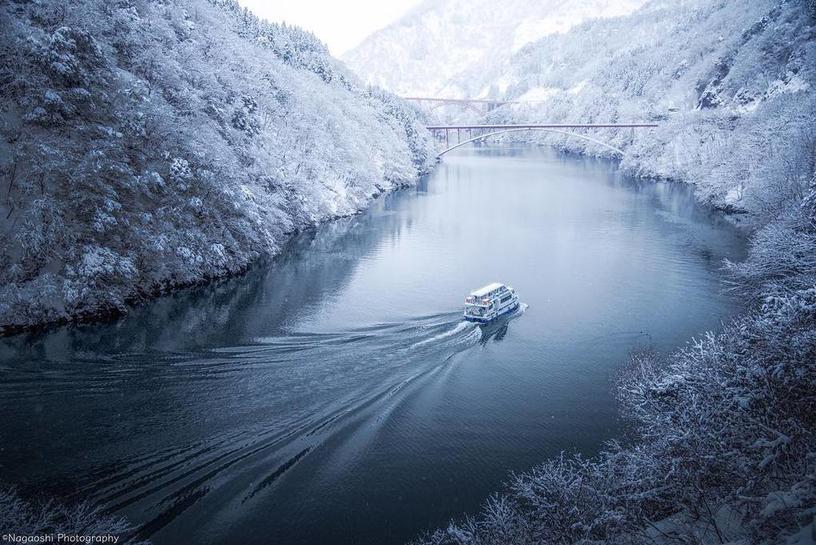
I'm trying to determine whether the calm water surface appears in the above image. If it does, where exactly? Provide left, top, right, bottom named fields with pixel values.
left=0, top=147, right=746, bottom=545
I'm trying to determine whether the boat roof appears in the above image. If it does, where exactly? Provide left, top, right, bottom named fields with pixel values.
left=471, top=282, right=505, bottom=296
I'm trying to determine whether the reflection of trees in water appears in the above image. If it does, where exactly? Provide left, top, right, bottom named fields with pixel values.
left=631, top=178, right=748, bottom=264
left=449, top=147, right=745, bottom=270
left=0, top=187, right=424, bottom=361
left=572, top=150, right=748, bottom=265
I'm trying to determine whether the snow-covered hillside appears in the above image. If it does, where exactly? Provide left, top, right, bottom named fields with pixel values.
left=485, top=0, right=816, bottom=217
left=346, top=0, right=814, bottom=217
left=0, top=0, right=436, bottom=333
left=342, top=0, right=648, bottom=97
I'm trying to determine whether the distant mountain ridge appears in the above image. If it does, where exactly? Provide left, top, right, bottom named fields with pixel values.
left=342, top=0, right=648, bottom=97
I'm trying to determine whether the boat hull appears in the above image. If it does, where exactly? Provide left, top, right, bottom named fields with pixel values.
left=463, top=300, right=519, bottom=323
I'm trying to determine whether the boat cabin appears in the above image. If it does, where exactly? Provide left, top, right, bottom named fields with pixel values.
left=463, top=283, right=518, bottom=322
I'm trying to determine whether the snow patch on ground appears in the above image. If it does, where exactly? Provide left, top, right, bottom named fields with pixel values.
left=517, top=86, right=561, bottom=102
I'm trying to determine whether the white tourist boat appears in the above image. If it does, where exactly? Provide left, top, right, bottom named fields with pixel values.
left=463, top=282, right=519, bottom=323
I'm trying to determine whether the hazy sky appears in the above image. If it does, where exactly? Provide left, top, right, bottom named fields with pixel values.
left=237, top=0, right=424, bottom=56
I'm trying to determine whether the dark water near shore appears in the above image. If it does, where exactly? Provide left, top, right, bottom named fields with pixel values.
left=0, top=147, right=746, bottom=545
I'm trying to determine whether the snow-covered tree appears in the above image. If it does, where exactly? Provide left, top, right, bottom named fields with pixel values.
left=0, top=0, right=436, bottom=333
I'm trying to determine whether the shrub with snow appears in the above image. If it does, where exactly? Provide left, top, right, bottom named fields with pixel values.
left=0, top=487, right=148, bottom=544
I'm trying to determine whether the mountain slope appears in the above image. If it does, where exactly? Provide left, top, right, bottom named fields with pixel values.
left=342, top=0, right=648, bottom=97
left=483, top=0, right=815, bottom=217
left=0, top=0, right=436, bottom=333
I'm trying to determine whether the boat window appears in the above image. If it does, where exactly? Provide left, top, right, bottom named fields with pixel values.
left=500, top=295, right=511, bottom=303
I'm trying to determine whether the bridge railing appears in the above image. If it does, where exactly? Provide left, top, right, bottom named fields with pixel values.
left=425, top=123, right=659, bottom=157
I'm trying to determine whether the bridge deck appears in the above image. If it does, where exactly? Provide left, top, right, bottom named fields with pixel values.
left=426, top=123, right=658, bottom=130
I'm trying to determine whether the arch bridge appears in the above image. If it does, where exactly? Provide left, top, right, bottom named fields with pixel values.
left=426, top=123, right=658, bottom=157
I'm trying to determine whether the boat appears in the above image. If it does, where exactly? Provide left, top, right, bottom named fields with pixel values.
left=463, top=282, right=519, bottom=323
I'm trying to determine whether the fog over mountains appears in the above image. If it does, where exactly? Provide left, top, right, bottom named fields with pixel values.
left=342, top=0, right=648, bottom=97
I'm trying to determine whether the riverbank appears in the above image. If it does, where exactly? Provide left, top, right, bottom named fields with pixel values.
left=0, top=0, right=437, bottom=336
left=0, top=174, right=433, bottom=338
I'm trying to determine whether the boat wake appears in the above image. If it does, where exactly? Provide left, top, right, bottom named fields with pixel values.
left=408, top=319, right=481, bottom=350
left=31, top=311, right=500, bottom=540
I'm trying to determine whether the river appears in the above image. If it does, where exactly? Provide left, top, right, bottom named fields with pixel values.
left=0, top=147, right=746, bottom=545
